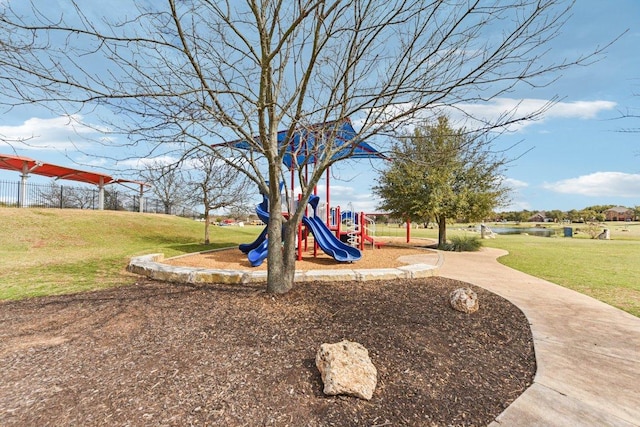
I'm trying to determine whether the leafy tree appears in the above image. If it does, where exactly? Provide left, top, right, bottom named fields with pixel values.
left=546, top=209, right=565, bottom=223
left=0, top=1, right=608, bottom=293
left=579, top=208, right=598, bottom=223
left=374, top=117, right=508, bottom=247
left=516, top=211, right=530, bottom=223
left=566, top=209, right=581, bottom=223
left=584, top=205, right=614, bottom=215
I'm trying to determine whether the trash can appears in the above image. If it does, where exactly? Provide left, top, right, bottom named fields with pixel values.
left=563, top=227, right=573, bottom=237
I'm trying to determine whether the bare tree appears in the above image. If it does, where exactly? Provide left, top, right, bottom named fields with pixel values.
left=65, top=186, right=96, bottom=209
left=0, top=0, right=612, bottom=293
left=36, top=181, right=97, bottom=209
left=187, top=151, right=253, bottom=245
left=141, top=161, right=189, bottom=215
left=36, top=181, right=75, bottom=209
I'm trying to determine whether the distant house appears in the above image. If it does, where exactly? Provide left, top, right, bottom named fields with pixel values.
left=528, top=211, right=547, bottom=222
left=604, top=206, right=635, bottom=221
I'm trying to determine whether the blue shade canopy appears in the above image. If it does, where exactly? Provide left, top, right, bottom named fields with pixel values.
left=218, top=119, right=387, bottom=169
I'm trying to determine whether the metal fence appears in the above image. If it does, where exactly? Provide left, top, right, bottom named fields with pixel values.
left=0, top=179, right=200, bottom=218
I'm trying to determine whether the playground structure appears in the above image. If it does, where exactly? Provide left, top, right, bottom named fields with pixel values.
left=231, top=119, right=389, bottom=267
left=239, top=187, right=385, bottom=267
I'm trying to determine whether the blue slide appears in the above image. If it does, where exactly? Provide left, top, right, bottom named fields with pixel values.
left=303, top=195, right=361, bottom=262
left=241, top=192, right=361, bottom=266
left=247, top=238, right=269, bottom=267
left=239, top=226, right=267, bottom=254
left=244, top=199, right=271, bottom=266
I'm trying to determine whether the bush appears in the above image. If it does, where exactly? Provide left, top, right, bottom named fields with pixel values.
left=440, top=235, right=483, bottom=252
left=582, top=222, right=603, bottom=239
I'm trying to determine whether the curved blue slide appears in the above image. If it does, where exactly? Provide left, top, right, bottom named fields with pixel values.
left=241, top=193, right=361, bottom=266
left=239, top=226, right=267, bottom=254
left=302, top=215, right=362, bottom=262
left=244, top=200, right=271, bottom=266
left=247, top=238, right=269, bottom=267
left=304, top=195, right=361, bottom=262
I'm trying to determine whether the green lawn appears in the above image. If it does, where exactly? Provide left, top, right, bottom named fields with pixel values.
left=0, top=208, right=260, bottom=300
left=375, top=222, right=640, bottom=317
left=2, top=209, right=639, bottom=318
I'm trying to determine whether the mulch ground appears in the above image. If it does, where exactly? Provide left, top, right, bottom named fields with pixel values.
left=0, top=277, right=535, bottom=426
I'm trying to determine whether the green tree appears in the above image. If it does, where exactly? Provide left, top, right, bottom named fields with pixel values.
left=546, top=209, right=565, bottom=223
left=374, top=117, right=508, bottom=247
left=567, top=209, right=581, bottom=223
left=516, top=211, right=531, bottom=223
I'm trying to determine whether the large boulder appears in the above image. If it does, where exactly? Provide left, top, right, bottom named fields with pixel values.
left=450, top=287, right=479, bottom=313
left=315, top=340, right=377, bottom=400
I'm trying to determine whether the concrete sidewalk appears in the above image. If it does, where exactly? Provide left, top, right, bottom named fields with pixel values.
left=438, top=247, right=640, bottom=427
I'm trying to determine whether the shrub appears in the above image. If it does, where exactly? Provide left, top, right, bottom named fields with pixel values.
left=583, top=222, right=603, bottom=239
left=440, top=235, right=483, bottom=252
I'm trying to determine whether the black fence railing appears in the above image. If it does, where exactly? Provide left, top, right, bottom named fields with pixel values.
left=0, top=180, right=200, bottom=218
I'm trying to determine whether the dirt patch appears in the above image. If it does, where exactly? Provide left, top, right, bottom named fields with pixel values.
left=0, top=277, right=535, bottom=426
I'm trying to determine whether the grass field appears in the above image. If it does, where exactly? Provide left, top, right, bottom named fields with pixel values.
left=0, top=208, right=260, bottom=300
left=1, top=208, right=639, bottom=317
left=375, top=221, right=640, bottom=317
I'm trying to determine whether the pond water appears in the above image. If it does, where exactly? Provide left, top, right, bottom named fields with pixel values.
left=485, top=226, right=557, bottom=237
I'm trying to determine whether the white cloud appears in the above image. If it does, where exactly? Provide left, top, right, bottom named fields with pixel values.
left=500, top=200, right=532, bottom=212
left=503, top=177, right=528, bottom=189
left=453, top=98, right=617, bottom=132
left=549, top=100, right=617, bottom=119
left=356, top=98, right=617, bottom=134
left=117, top=155, right=179, bottom=169
left=542, top=172, right=640, bottom=198
left=499, top=177, right=530, bottom=211
left=0, top=115, right=112, bottom=150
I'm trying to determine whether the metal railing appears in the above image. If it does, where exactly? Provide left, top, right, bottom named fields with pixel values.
left=0, top=179, right=200, bottom=218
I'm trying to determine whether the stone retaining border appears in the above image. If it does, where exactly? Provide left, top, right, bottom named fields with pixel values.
left=127, top=247, right=442, bottom=285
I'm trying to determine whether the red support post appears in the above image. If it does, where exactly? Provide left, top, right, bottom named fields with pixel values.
left=297, top=194, right=303, bottom=261
left=406, top=217, right=411, bottom=243
left=359, top=212, right=365, bottom=251
left=326, top=168, right=331, bottom=225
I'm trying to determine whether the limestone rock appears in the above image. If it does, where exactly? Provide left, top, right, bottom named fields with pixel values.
left=450, top=287, right=479, bottom=313
left=315, top=340, right=377, bottom=400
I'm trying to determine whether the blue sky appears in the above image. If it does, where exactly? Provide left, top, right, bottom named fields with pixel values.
left=1, top=1, right=639, bottom=214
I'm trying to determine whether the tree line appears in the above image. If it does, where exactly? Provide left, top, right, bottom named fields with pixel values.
left=493, top=206, right=640, bottom=223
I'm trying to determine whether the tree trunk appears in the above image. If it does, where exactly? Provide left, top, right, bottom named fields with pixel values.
left=265, top=185, right=296, bottom=294
left=204, top=208, right=210, bottom=245
left=438, top=215, right=447, bottom=247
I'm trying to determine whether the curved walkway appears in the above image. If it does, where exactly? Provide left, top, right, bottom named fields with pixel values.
left=439, top=248, right=640, bottom=427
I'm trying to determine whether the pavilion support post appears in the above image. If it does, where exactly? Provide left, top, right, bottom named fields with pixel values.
left=19, top=162, right=28, bottom=208
left=138, top=183, right=145, bottom=213
left=98, top=177, right=105, bottom=210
